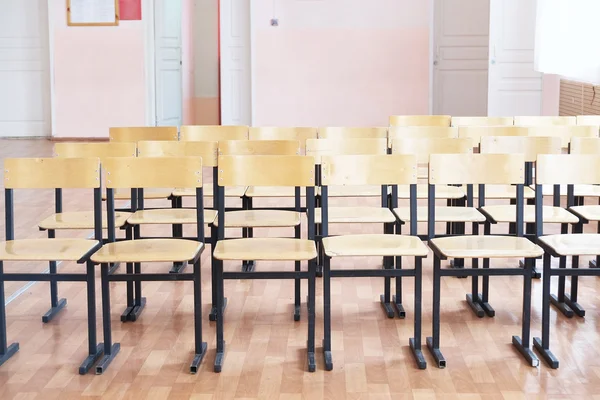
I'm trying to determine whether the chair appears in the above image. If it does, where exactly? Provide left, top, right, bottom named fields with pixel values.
left=212, top=155, right=318, bottom=372
left=532, top=154, right=600, bottom=368
left=388, top=126, right=459, bottom=151
left=389, top=115, right=451, bottom=127
left=514, top=116, right=577, bottom=126
left=180, top=125, right=249, bottom=141
left=249, top=126, right=317, bottom=154
left=0, top=157, right=103, bottom=374
left=91, top=156, right=206, bottom=374
left=37, top=143, right=135, bottom=322
left=426, top=153, right=544, bottom=368
left=525, top=125, right=598, bottom=149
left=577, top=115, right=600, bottom=126
left=320, top=154, right=429, bottom=370
left=451, top=116, right=514, bottom=127
left=458, top=126, right=529, bottom=149
left=317, top=126, right=388, bottom=140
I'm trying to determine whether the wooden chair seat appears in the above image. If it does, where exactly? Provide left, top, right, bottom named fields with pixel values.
left=213, top=210, right=300, bottom=228
left=0, top=239, right=100, bottom=261
left=103, top=189, right=173, bottom=201
left=172, top=184, right=247, bottom=198
left=538, top=234, right=600, bottom=256
left=244, top=186, right=306, bottom=198
left=213, top=238, right=317, bottom=261
left=314, top=207, right=396, bottom=224
left=397, top=184, right=465, bottom=200
left=534, top=184, right=600, bottom=197
left=570, top=205, right=600, bottom=221
left=127, top=209, right=217, bottom=225
left=320, top=185, right=387, bottom=198
left=91, top=239, right=204, bottom=263
left=430, top=236, right=544, bottom=259
left=38, top=211, right=131, bottom=230
left=322, top=234, right=429, bottom=257
left=482, top=205, right=579, bottom=224
left=394, top=206, right=486, bottom=222
left=473, top=185, right=536, bottom=199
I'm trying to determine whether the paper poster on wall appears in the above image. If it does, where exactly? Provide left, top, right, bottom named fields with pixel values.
left=119, top=0, right=142, bottom=20
left=67, top=0, right=119, bottom=26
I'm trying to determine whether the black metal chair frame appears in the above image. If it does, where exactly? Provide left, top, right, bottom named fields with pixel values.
left=0, top=186, right=103, bottom=375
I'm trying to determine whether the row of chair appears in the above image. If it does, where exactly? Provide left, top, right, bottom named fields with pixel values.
left=390, top=114, right=600, bottom=127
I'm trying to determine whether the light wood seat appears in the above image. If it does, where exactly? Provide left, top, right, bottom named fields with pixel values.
left=127, top=209, right=217, bottom=225
left=245, top=186, right=306, bottom=198
left=315, top=207, right=396, bottom=224
left=482, top=205, right=579, bottom=224
left=0, top=239, right=100, bottom=261
left=38, top=211, right=131, bottom=230
left=104, top=189, right=173, bottom=201
left=213, top=238, right=317, bottom=261
left=394, top=206, right=486, bottom=222
left=213, top=210, right=300, bottom=228
left=322, top=234, right=429, bottom=257
left=389, top=115, right=451, bottom=127
left=538, top=234, right=600, bottom=256
left=91, top=239, right=203, bottom=263
left=397, top=184, right=465, bottom=200
left=533, top=184, right=600, bottom=197
left=429, top=236, right=544, bottom=259
left=569, top=205, right=600, bottom=221
left=473, top=185, right=536, bottom=199
left=172, top=184, right=246, bottom=198
left=320, top=185, right=387, bottom=197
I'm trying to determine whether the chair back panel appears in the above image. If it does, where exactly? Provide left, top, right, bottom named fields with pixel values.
left=137, top=141, right=218, bottom=166
left=480, top=136, right=562, bottom=162
left=389, top=115, right=451, bottom=127
left=317, top=127, right=388, bottom=140
left=524, top=125, right=598, bottom=148
left=321, top=155, right=417, bottom=186
left=429, top=154, right=525, bottom=185
left=577, top=115, right=600, bottom=126
left=570, top=137, right=600, bottom=155
left=109, top=127, right=178, bottom=142
left=218, top=140, right=300, bottom=156
left=458, top=126, right=528, bottom=146
left=180, top=125, right=248, bottom=141
left=536, top=154, right=600, bottom=185
left=514, top=116, right=577, bottom=126
left=103, top=157, right=203, bottom=189
left=392, top=137, right=473, bottom=163
left=388, top=126, right=458, bottom=148
left=248, top=127, right=317, bottom=151
left=54, top=142, right=136, bottom=160
left=451, top=116, right=514, bottom=127
left=218, top=155, right=314, bottom=187
left=306, top=138, right=387, bottom=164
left=4, top=157, right=100, bottom=189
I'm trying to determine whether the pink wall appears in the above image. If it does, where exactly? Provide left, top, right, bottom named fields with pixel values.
left=251, top=0, right=430, bottom=127
left=50, top=0, right=146, bottom=138
left=181, top=0, right=194, bottom=125
left=542, top=74, right=560, bottom=116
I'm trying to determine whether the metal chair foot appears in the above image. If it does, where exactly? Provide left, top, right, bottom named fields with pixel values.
left=95, top=343, right=120, bottom=375
left=323, top=350, right=333, bottom=371
left=209, top=297, right=227, bottom=322
left=379, top=295, right=395, bottom=318
left=0, top=342, right=19, bottom=368
left=426, top=337, right=446, bottom=368
left=392, top=295, right=406, bottom=319
left=409, top=338, right=427, bottom=370
left=533, top=337, right=559, bottom=369
left=550, top=294, right=574, bottom=318
left=78, top=343, right=104, bottom=375
left=42, top=298, right=67, bottom=323
left=190, top=342, right=208, bottom=374
left=512, top=336, right=539, bottom=367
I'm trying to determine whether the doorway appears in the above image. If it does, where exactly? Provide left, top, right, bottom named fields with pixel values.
left=0, top=0, right=51, bottom=137
left=433, top=0, right=490, bottom=116
left=153, top=0, right=183, bottom=127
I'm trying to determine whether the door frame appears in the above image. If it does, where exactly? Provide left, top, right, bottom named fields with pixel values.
left=143, top=0, right=183, bottom=127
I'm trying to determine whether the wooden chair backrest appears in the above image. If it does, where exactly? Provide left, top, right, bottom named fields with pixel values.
left=54, top=142, right=137, bottom=160
left=317, top=127, right=388, bottom=140
left=577, top=115, right=600, bottom=126
left=4, top=157, right=100, bottom=189
left=109, top=127, right=178, bottom=142
left=570, top=137, right=600, bottom=154
left=218, top=140, right=300, bottom=156
left=537, top=154, right=600, bottom=185
left=248, top=127, right=317, bottom=151
left=103, top=157, right=203, bottom=189
left=389, top=115, right=451, bottom=127
left=388, top=126, right=458, bottom=148
left=458, top=126, right=528, bottom=146
left=180, top=125, right=248, bottom=141
left=524, top=125, right=598, bottom=148
left=429, top=154, right=525, bottom=185
left=321, top=155, right=417, bottom=186
left=480, top=136, right=562, bottom=162
left=137, top=141, right=218, bottom=167
left=451, top=116, right=514, bottom=127
left=306, top=138, right=387, bottom=164
left=514, top=116, right=577, bottom=126
left=392, top=137, right=473, bottom=163
left=218, top=155, right=315, bottom=187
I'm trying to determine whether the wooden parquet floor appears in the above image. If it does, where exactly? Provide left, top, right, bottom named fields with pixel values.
left=1, top=140, right=600, bottom=399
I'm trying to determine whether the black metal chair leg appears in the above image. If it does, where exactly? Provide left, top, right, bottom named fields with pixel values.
left=79, top=260, right=103, bottom=375
left=323, top=256, right=332, bottom=371
left=550, top=255, right=574, bottom=318
left=534, top=252, right=559, bottom=368
left=564, top=255, right=585, bottom=317
left=426, top=255, right=446, bottom=368
left=214, top=258, right=225, bottom=373
left=96, top=263, right=120, bottom=374
left=42, top=230, right=67, bottom=323
left=512, top=259, right=539, bottom=367
left=466, top=258, right=484, bottom=318
left=0, top=261, right=19, bottom=368
left=410, top=256, right=426, bottom=369
left=190, top=259, right=207, bottom=373
left=307, top=259, right=316, bottom=372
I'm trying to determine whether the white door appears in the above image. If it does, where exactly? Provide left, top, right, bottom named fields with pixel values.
left=0, top=0, right=51, bottom=137
left=220, top=0, right=252, bottom=125
left=433, top=0, right=490, bottom=116
left=154, top=0, right=182, bottom=127
left=488, top=0, right=542, bottom=116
